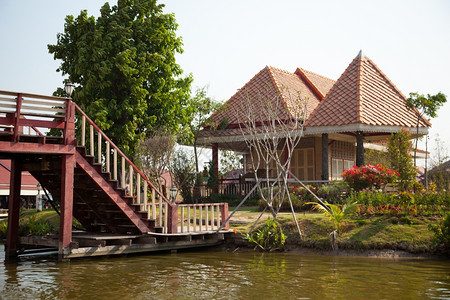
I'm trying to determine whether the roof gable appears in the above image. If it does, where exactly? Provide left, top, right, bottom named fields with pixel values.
left=207, top=66, right=326, bottom=128
left=306, top=51, right=431, bottom=128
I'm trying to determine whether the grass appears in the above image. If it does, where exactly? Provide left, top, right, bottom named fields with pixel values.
left=228, top=206, right=439, bottom=253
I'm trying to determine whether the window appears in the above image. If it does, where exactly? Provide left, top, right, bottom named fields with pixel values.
left=332, top=158, right=354, bottom=180
left=291, top=148, right=314, bottom=181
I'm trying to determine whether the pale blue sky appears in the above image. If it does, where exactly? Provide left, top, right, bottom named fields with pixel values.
left=0, top=0, right=449, bottom=165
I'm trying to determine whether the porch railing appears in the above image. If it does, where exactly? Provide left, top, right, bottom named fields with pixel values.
left=177, top=203, right=229, bottom=233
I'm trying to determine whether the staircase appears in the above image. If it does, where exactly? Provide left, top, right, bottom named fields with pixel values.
left=0, top=90, right=176, bottom=236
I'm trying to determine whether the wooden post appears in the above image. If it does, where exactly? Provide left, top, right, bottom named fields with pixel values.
left=321, top=133, right=329, bottom=180
left=356, top=131, right=364, bottom=167
left=60, top=100, right=76, bottom=259
left=212, top=143, right=219, bottom=194
left=167, top=203, right=178, bottom=234
left=5, top=159, right=22, bottom=259
left=59, top=154, right=75, bottom=258
left=13, top=93, right=23, bottom=142
left=220, top=203, right=229, bottom=230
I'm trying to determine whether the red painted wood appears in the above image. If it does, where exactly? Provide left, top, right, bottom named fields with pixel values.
left=0, top=142, right=75, bottom=154
left=64, top=100, right=75, bottom=145
left=13, top=93, right=22, bottom=142
left=59, top=154, right=75, bottom=255
left=221, top=203, right=229, bottom=230
left=73, top=104, right=173, bottom=208
left=212, top=143, right=219, bottom=194
left=75, top=151, right=150, bottom=233
left=167, top=205, right=178, bottom=234
left=5, top=159, right=22, bottom=258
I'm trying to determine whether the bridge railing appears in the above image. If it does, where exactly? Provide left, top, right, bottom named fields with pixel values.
left=74, top=103, right=178, bottom=233
left=178, top=203, right=229, bottom=233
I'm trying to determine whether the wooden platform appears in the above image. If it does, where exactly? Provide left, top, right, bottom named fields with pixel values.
left=18, top=231, right=232, bottom=259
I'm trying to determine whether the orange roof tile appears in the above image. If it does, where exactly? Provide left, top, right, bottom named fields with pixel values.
left=206, top=66, right=328, bottom=128
left=305, top=51, right=431, bottom=129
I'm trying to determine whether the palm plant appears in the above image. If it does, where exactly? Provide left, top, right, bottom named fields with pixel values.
left=307, top=200, right=358, bottom=250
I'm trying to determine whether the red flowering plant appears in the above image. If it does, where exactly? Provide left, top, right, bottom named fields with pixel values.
left=341, top=164, right=399, bottom=192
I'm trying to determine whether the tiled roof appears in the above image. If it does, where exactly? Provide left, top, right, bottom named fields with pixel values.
left=305, top=51, right=431, bottom=128
left=206, top=66, right=331, bottom=128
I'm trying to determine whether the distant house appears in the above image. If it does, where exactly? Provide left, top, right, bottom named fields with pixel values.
left=197, top=51, right=429, bottom=183
left=0, top=159, right=40, bottom=209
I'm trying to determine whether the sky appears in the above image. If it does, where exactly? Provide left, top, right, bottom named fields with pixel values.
left=0, top=0, right=449, bottom=167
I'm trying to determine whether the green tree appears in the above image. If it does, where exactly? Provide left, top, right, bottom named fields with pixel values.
left=406, top=92, right=447, bottom=166
left=387, top=129, right=417, bottom=191
left=181, top=87, right=220, bottom=183
left=170, top=149, right=196, bottom=203
left=48, top=0, right=192, bottom=157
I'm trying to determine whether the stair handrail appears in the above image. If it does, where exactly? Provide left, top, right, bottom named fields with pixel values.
left=73, top=103, right=174, bottom=207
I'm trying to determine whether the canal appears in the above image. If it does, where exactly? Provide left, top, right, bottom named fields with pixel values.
left=1, top=243, right=449, bottom=299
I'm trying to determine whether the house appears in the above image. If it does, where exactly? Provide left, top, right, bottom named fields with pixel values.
left=196, top=51, right=429, bottom=186
left=0, top=159, right=41, bottom=209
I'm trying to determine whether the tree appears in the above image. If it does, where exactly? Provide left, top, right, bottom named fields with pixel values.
left=182, top=87, right=221, bottom=183
left=387, top=129, right=417, bottom=191
left=48, top=0, right=192, bottom=157
left=170, top=149, right=196, bottom=203
left=220, top=150, right=242, bottom=176
left=134, top=128, right=175, bottom=194
left=406, top=92, right=447, bottom=166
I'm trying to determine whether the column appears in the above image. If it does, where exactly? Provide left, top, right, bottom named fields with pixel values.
left=5, top=159, right=22, bottom=259
left=321, top=133, right=329, bottom=180
left=212, top=143, right=219, bottom=194
left=356, top=131, right=365, bottom=167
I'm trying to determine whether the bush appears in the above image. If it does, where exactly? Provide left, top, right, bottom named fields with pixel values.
left=258, top=186, right=306, bottom=212
left=342, top=164, right=399, bottom=191
left=429, top=212, right=450, bottom=254
left=244, top=217, right=286, bottom=251
left=317, top=182, right=350, bottom=204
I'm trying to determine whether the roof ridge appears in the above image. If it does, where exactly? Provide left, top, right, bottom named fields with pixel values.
left=206, top=66, right=271, bottom=124
left=356, top=53, right=363, bottom=123
left=298, top=67, right=336, bottom=83
left=305, top=55, right=360, bottom=126
left=267, top=66, right=293, bottom=119
left=294, top=68, right=325, bottom=100
left=363, top=57, right=431, bottom=127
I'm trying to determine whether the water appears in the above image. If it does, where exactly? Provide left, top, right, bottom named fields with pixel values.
left=0, top=243, right=449, bottom=299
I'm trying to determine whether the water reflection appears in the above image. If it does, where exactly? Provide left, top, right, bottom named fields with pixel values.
left=1, top=243, right=449, bottom=299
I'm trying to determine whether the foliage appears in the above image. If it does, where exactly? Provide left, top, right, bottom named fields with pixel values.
left=387, top=129, right=417, bottom=191
left=308, top=200, right=358, bottom=234
left=134, top=128, right=175, bottom=193
left=182, top=87, right=221, bottom=182
left=406, top=92, right=447, bottom=166
left=349, top=186, right=449, bottom=216
left=364, top=148, right=391, bottom=166
left=428, top=212, right=450, bottom=253
left=170, top=149, right=196, bottom=203
left=219, top=150, right=243, bottom=176
left=341, top=164, right=399, bottom=191
left=258, top=186, right=307, bottom=212
left=244, top=218, right=286, bottom=251
left=316, top=182, right=350, bottom=204
left=206, top=160, right=218, bottom=189
left=48, top=0, right=192, bottom=157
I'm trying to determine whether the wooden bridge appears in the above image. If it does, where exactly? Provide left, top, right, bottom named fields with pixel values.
left=0, top=90, right=229, bottom=259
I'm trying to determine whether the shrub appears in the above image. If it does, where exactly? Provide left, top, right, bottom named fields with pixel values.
left=244, top=217, right=286, bottom=251
left=258, top=186, right=307, bottom=211
left=428, top=212, right=450, bottom=254
left=342, top=164, right=399, bottom=191
left=317, top=182, right=350, bottom=204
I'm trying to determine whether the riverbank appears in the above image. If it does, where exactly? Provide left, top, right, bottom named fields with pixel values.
left=226, top=206, right=449, bottom=258
left=0, top=208, right=448, bottom=258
